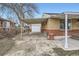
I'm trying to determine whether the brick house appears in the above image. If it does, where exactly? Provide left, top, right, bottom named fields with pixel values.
left=22, top=12, right=79, bottom=36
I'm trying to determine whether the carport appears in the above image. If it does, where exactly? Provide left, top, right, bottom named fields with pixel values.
left=20, top=18, right=47, bottom=39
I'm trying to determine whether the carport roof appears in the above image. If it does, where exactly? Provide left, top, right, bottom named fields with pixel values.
left=21, top=18, right=48, bottom=24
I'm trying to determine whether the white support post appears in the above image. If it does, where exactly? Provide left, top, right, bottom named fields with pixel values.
left=65, top=14, right=68, bottom=48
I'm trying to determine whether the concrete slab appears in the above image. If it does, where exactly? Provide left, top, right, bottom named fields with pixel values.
left=54, top=36, right=79, bottom=51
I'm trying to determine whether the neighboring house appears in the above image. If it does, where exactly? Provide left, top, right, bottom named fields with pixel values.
left=0, top=17, right=16, bottom=33
left=22, top=12, right=79, bottom=36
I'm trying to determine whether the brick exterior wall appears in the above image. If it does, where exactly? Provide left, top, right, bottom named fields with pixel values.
left=42, top=29, right=79, bottom=36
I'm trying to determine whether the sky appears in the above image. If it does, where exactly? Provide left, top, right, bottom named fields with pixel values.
left=1, top=3, right=79, bottom=24
left=35, top=3, right=79, bottom=18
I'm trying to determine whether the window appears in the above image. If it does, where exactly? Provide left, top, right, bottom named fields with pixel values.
left=68, top=19, right=71, bottom=29
left=60, top=19, right=65, bottom=29
left=3, top=21, right=7, bottom=28
left=3, top=21, right=10, bottom=31
left=60, top=19, right=71, bottom=30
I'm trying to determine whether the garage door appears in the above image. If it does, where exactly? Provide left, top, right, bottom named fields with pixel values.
left=31, top=24, right=41, bottom=32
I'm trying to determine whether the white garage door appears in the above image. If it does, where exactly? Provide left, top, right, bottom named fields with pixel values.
left=31, top=24, right=41, bottom=32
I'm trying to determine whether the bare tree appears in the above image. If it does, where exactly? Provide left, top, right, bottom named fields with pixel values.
left=0, top=3, right=38, bottom=22
left=0, top=3, right=39, bottom=39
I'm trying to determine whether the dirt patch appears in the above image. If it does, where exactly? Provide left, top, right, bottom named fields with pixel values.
left=53, top=48, right=79, bottom=56
left=4, top=33, right=57, bottom=56
left=0, top=38, right=15, bottom=56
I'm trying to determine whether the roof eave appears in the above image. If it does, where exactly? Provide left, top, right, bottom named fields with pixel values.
left=21, top=18, right=48, bottom=24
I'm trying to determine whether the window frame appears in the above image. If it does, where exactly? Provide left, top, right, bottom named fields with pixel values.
left=60, top=19, right=72, bottom=30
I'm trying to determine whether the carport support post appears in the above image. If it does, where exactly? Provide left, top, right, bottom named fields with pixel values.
left=65, top=14, right=68, bottom=48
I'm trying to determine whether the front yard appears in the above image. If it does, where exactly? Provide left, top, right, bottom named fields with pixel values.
left=0, top=38, right=15, bottom=56
left=4, top=33, right=57, bottom=56
left=0, top=32, right=79, bottom=56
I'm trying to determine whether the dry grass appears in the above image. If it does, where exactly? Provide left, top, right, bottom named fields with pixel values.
left=53, top=48, right=79, bottom=56
left=0, top=38, right=15, bottom=56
